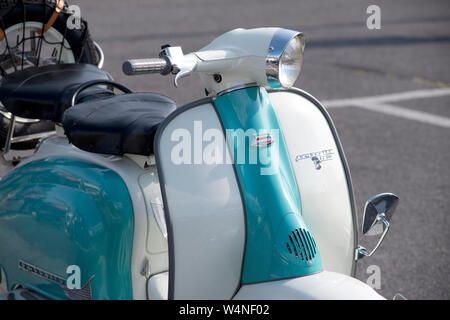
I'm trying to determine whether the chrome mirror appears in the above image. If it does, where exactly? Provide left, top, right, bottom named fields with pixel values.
left=362, top=193, right=399, bottom=234
left=356, top=193, right=399, bottom=260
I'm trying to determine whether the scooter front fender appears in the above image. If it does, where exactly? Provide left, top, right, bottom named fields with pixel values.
left=233, top=271, right=384, bottom=300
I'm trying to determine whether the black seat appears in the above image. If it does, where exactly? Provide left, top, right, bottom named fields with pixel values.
left=62, top=93, right=177, bottom=156
left=0, top=64, right=112, bottom=122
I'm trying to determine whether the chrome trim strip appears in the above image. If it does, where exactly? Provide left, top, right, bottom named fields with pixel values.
left=93, top=41, right=105, bottom=69
left=10, top=131, right=56, bottom=143
left=3, top=114, right=15, bottom=154
left=0, top=109, right=40, bottom=124
left=216, top=82, right=258, bottom=97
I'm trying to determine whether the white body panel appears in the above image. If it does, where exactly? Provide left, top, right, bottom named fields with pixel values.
left=18, top=135, right=168, bottom=300
left=156, top=103, right=246, bottom=300
left=270, top=91, right=356, bottom=275
left=147, top=272, right=169, bottom=300
left=233, top=271, right=384, bottom=300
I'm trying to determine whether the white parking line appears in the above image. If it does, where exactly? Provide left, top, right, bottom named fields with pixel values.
left=322, top=88, right=450, bottom=128
left=359, top=103, right=450, bottom=128
left=322, top=88, right=450, bottom=108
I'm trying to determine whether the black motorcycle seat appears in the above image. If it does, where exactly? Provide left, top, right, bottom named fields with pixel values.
left=0, top=64, right=112, bottom=122
left=62, top=93, right=177, bottom=156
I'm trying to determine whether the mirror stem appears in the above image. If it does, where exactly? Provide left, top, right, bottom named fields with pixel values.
left=356, top=213, right=390, bottom=260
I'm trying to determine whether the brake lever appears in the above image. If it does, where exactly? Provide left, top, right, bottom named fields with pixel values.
left=160, top=47, right=197, bottom=87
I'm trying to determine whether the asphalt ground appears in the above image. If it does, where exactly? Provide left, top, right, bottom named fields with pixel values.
left=2, top=0, right=450, bottom=299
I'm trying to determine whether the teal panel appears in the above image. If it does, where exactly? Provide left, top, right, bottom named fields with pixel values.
left=214, top=86, right=322, bottom=283
left=0, top=157, right=134, bottom=299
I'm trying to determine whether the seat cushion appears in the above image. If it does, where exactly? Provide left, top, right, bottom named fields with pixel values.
left=0, top=64, right=112, bottom=122
left=62, top=93, right=177, bottom=156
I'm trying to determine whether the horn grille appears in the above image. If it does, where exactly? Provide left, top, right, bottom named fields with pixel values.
left=286, top=228, right=317, bottom=261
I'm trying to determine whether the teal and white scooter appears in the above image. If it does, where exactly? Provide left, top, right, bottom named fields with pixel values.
left=0, top=28, right=400, bottom=300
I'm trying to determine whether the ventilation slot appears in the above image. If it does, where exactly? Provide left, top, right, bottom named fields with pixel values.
left=286, top=228, right=317, bottom=261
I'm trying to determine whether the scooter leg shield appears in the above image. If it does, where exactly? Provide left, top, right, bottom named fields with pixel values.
left=269, top=89, right=358, bottom=276
left=155, top=99, right=246, bottom=300
left=154, top=87, right=345, bottom=299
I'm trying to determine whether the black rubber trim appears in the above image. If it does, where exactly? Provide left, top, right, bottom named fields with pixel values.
left=268, top=87, right=359, bottom=276
left=145, top=270, right=169, bottom=300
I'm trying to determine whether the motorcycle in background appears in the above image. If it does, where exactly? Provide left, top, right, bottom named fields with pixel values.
left=0, top=0, right=101, bottom=157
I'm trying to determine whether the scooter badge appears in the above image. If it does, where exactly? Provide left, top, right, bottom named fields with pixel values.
left=250, top=133, right=274, bottom=147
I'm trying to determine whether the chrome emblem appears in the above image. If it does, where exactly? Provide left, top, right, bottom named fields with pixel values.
left=250, top=133, right=274, bottom=147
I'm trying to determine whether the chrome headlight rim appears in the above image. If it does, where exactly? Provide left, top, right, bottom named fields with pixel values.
left=266, top=29, right=305, bottom=89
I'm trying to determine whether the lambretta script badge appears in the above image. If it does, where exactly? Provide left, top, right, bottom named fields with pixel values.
left=295, top=149, right=334, bottom=170
left=18, top=260, right=94, bottom=300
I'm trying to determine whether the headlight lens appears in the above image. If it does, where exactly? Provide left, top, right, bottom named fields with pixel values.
left=279, top=35, right=304, bottom=88
left=266, top=30, right=305, bottom=89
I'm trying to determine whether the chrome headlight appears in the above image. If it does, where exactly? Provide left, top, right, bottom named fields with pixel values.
left=266, top=29, right=305, bottom=88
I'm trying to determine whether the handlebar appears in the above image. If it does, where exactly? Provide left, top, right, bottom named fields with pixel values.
left=121, top=47, right=197, bottom=87
left=122, top=57, right=171, bottom=76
